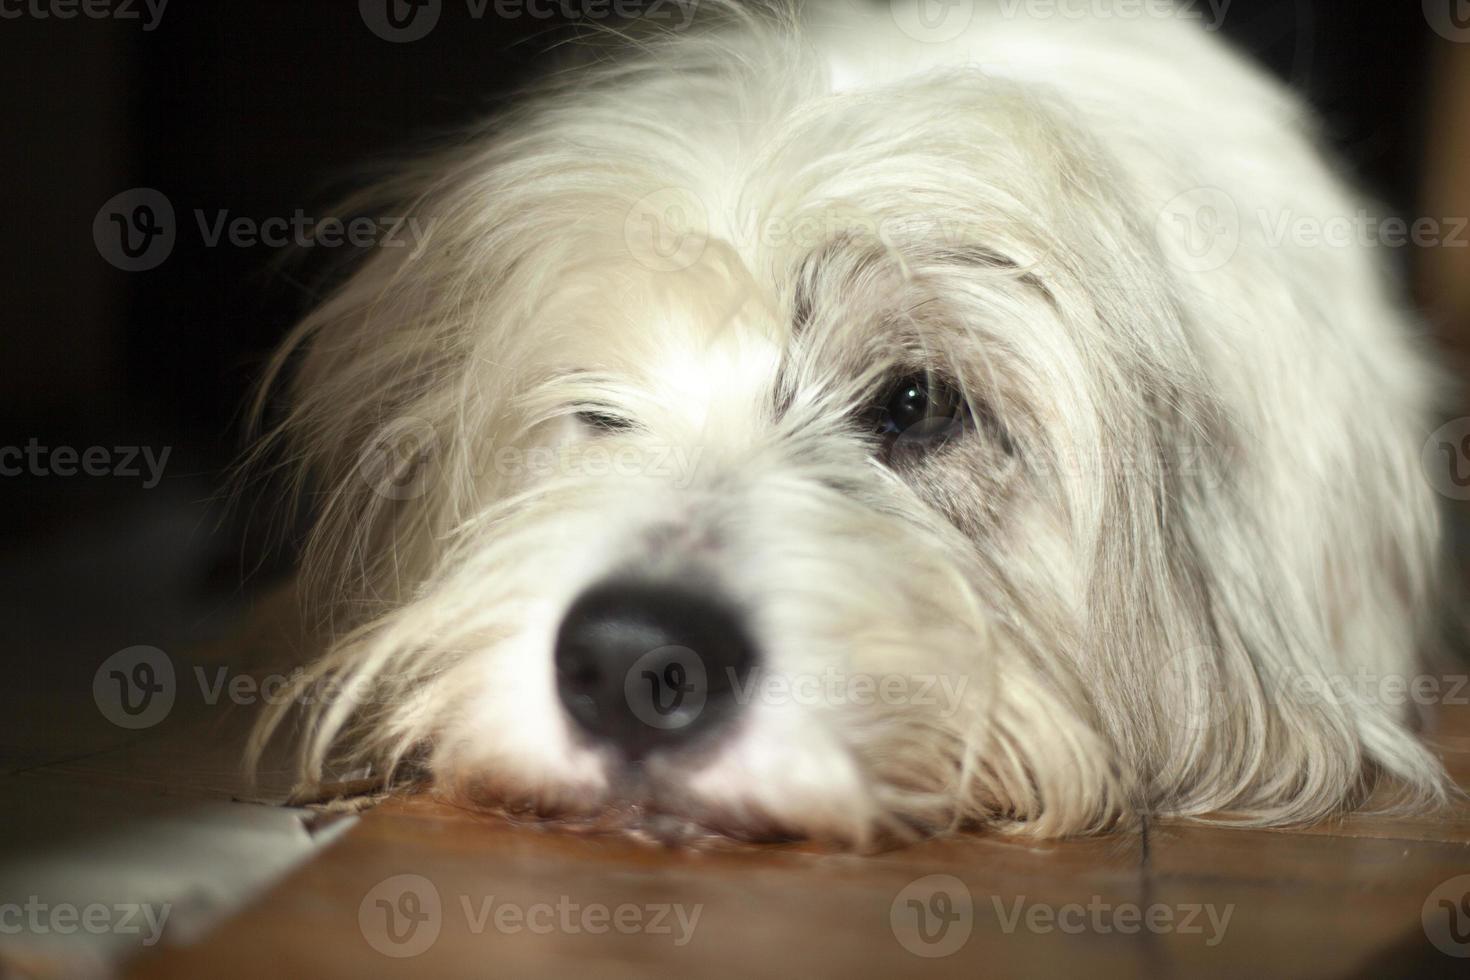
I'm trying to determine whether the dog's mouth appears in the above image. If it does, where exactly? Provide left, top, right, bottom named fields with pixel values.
left=432, top=757, right=817, bottom=848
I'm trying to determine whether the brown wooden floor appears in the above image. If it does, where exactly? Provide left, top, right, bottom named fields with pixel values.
left=129, top=786, right=1470, bottom=980
left=131, top=701, right=1470, bottom=978
left=5, top=587, right=1469, bottom=979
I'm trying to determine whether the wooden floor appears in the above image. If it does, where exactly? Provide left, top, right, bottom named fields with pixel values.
left=132, top=781, right=1470, bottom=980
left=6, top=589, right=1470, bottom=979
left=134, top=700, right=1470, bottom=976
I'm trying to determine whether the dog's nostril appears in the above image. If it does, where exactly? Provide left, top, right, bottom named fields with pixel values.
left=553, top=579, right=758, bottom=761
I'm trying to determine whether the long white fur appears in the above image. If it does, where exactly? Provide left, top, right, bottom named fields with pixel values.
left=248, top=0, right=1448, bottom=846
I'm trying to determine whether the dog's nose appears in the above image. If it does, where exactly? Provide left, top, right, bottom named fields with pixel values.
left=554, top=580, right=758, bottom=761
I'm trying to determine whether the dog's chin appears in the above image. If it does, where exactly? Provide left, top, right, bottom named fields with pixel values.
left=429, top=699, right=919, bottom=848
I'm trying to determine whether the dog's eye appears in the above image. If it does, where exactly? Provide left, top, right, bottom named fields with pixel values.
left=867, top=374, right=969, bottom=453
left=576, top=410, right=635, bottom=433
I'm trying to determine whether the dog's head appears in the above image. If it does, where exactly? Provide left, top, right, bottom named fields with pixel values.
left=250, top=4, right=1443, bottom=845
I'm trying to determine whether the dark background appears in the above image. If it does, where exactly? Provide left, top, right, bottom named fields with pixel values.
left=0, top=1, right=1450, bottom=663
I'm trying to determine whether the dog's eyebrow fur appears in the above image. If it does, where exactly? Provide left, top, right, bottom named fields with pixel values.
left=930, top=245, right=1057, bottom=306
left=792, top=241, right=1054, bottom=341
left=789, top=237, right=860, bottom=338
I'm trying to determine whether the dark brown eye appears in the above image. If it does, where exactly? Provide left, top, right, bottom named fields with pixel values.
left=869, top=374, right=969, bottom=452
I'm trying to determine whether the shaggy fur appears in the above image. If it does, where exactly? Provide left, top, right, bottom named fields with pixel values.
left=249, top=0, right=1448, bottom=846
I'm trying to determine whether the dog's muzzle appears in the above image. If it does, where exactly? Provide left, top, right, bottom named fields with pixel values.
left=553, top=579, right=758, bottom=761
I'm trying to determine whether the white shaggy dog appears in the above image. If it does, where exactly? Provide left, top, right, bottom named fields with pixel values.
left=251, top=0, right=1448, bottom=845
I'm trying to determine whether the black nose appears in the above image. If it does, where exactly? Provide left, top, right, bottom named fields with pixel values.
left=554, top=580, right=758, bottom=761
